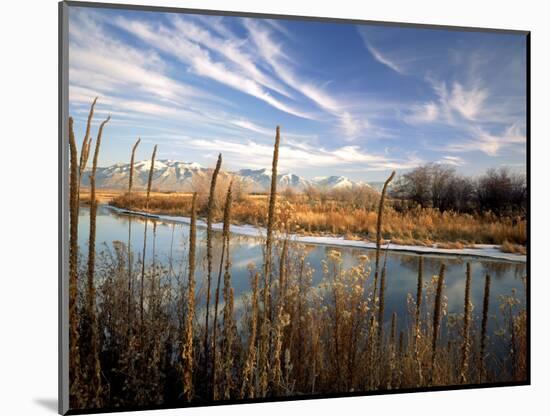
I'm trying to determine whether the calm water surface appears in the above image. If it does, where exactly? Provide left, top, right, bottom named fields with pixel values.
left=78, top=205, right=527, bottom=335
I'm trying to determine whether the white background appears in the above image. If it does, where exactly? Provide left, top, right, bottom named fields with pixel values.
left=0, top=0, right=547, bottom=414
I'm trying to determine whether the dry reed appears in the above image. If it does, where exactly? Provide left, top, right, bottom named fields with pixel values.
left=128, top=137, right=141, bottom=193
left=479, top=274, right=491, bottom=382
left=259, top=126, right=281, bottom=397
left=139, top=145, right=157, bottom=332
left=85, top=114, right=110, bottom=407
left=126, top=139, right=140, bottom=332
left=182, top=193, right=197, bottom=402
left=374, top=171, right=395, bottom=300
left=430, top=264, right=446, bottom=384
left=204, top=153, right=222, bottom=397
left=68, top=117, right=81, bottom=404
left=460, top=263, right=472, bottom=383
left=78, top=97, right=98, bottom=184
left=220, top=187, right=236, bottom=400
left=241, top=272, right=260, bottom=399
left=212, top=181, right=233, bottom=399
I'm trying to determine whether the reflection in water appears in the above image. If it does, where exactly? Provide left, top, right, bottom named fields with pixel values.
left=79, top=204, right=527, bottom=343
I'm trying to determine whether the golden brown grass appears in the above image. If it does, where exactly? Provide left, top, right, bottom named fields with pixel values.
left=501, top=240, right=527, bottom=255
left=109, top=191, right=526, bottom=248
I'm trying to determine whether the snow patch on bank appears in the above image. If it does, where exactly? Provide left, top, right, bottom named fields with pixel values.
left=107, top=205, right=526, bottom=263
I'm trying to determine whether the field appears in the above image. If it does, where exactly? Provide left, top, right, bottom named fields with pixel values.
left=103, top=190, right=527, bottom=250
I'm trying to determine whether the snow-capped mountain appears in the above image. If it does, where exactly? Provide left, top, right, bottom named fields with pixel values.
left=81, top=160, right=208, bottom=191
left=82, top=160, right=370, bottom=193
left=313, top=175, right=356, bottom=190
left=237, top=168, right=313, bottom=192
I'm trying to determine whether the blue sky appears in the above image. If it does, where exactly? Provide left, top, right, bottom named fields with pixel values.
left=68, top=6, right=527, bottom=181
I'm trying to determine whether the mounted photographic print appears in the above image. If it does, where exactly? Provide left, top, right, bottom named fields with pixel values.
left=59, top=1, right=529, bottom=414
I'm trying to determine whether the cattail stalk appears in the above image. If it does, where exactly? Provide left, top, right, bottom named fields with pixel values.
left=460, top=263, right=472, bottom=383
left=413, top=256, right=424, bottom=385
left=221, top=202, right=235, bottom=400
left=377, top=244, right=390, bottom=345
left=127, top=138, right=140, bottom=334
left=140, top=145, right=157, bottom=332
left=76, top=97, right=98, bottom=212
left=479, top=274, right=491, bottom=382
left=415, top=257, right=424, bottom=334
left=430, top=264, right=446, bottom=385
left=373, top=171, right=395, bottom=301
left=79, top=97, right=97, bottom=178
left=128, top=137, right=141, bottom=193
left=390, top=312, right=397, bottom=348
left=212, top=181, right=233, bottom=399
left=204, top=153, right=222, bottom=395
left=272, top=238, right=288, bottom=395
left=68, top=117, right=81, bottom=402
left=387, top=312, right=397, bottom=389
left=182, top=193, right=197, bottom=402
left=86, top=114, right=110, bottom=406
left=259, top=126, right=281, bottom=397
left=264, top=126, right=280, bottom=302
left=241, top=272, right=260, bottom=399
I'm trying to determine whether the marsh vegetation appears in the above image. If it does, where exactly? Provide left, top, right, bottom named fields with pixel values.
left=68, top=100, right=527, bottom=411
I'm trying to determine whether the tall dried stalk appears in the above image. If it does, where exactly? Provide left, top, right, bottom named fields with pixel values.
left=387, top=312, right=398, bottom=388
left=460, top=263, right=472, bottom=383
left=204, top=153, right=222, bottom=395
left=377, top=244, right=390, bottom=345
left=221, top=195, right=236, bottom=400
left=415, top=257, right=424, bottom=333
left=140, top=145, right=157, bottom=332
left=128, top=137, right=141, bottom=193
left=68, top=117, right=81, bottom=403
left=479, top=274, right=491, bottom=382
left=212, top=181, right=233, bottom=399
left=373, top=171, right=395, bottom=301
left=79, top=97, right=97, bottom=177
left=414, top=256, right=424, bottom=385
left=241, top=272, right=260, bottom=399
left=77, top=97, right=98, bottom=212
left=264, top=126, right=281, bottom=304
left=259, top=126, right=281, bottom=397
left=430, top=264, right=446, bottom=385
left=127, top=138, right=140, bottom=333
left=86, top=114, right=110, bottom=406
left=272, top=238, right=288, bottom=395
left=182, top=193, right=197, bottom=402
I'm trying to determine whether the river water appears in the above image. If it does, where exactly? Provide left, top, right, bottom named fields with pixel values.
left=78, top=204, right=526, bottom=337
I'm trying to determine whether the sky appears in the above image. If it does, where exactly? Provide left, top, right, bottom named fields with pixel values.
left=68, top=6, right=527, bottom=181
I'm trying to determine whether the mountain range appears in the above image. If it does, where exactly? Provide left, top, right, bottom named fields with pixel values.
left=81, top=160, right=373, bottom=193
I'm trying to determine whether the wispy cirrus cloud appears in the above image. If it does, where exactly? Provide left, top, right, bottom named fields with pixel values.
left=404, top=102, right=439, bottom=124
left=357, top=28, right=406, bottom=75
left=430, top=79, right=489, bottom=123
left=438, top=156, right=466, bottom=166
left=442, top=123, right=526, bottom=156
left=113, top=16, right=316, bottom=120
left=184, top=136, right=422, bottom=172
left=67, top=7, right=526, bottom=179
left=364, top=41, right=405, bottom=75
left=244, top=19, right=371, bottom=139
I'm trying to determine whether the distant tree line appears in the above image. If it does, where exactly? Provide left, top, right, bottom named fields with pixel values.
left=390, top=164, right=527, bottom=217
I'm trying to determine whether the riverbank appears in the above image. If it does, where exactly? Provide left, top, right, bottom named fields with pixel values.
left=107, top=205, right=527, bottom=263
